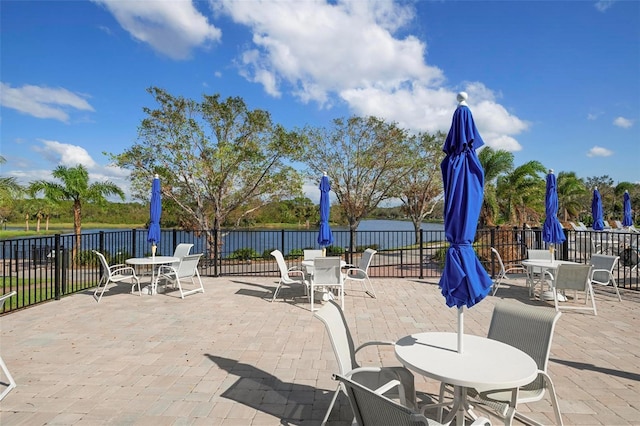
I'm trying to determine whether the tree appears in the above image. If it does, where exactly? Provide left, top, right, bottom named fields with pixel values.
left=556, top=171, right=587, bottom=222
left=301, top=116, right=414, bottom=247
left=0, top=155, right=23, bottom=226
left=110, top=87, right=305, bottom=254
left=477, top=147, right=514, bottom=227
left=496, top=161, right=546, bottom=226
left=396, top=131, right=446, bottom=243
left=29, top=164, right=124, bottom=261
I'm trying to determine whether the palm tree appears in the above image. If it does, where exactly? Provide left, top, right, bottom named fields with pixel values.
left=29, top=165, right=124, bottom=262
left=0, top=155, right=24, bottom=227
left=478, top=147, right=514, bottom=227
left=496, top=161, right=546, bottom=226
left=556, top=171, right=587, bottom=222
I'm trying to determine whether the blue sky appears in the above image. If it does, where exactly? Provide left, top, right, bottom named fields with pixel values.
left=1, top=0, right=638, bottom=202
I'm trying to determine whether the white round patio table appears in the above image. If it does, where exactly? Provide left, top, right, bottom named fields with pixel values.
left=125, top=256, right=178, bottom=295
left=395, top=332, right=537, bottom=426
left=521, top=259, right=579, bottom=300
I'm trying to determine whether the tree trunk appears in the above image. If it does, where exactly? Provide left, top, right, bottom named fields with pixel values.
left=412, top=220, right=421, bottom=245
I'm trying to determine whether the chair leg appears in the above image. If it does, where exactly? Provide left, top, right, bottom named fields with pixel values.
left=0, top=355, right=16, bottom=401
left=364, top=276, right=376, bottom=298
left=94, top=281, right=110, bottom=303
left=611, top=277, right=622, bottom=301
left=321, top=386, right=341, bottom=426
left=271, top=280, right=282, bottom=302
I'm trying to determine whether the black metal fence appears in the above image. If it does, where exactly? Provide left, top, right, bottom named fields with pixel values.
left=1, top=227, right=638, bottom=314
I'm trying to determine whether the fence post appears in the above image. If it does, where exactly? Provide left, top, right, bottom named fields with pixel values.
left=213, top=229, right=219, bottom=277
left=54, top=234, right=61, bottom=300
left=419, top=230, right=424, bottom=279
left=280, top=229, right=285, bottom=255
left=172, top=229, right=178, bottom=255
left=131, top=228, right=137, bottom=258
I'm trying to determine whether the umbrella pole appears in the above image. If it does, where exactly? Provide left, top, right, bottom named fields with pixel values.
left=458, top=307, right=464, bottom=354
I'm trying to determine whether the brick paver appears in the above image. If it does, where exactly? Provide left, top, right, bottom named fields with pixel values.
left=1, top=275, right=639, bottom=425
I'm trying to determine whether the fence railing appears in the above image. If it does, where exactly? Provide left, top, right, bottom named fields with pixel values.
left=1, top=227, right=638, bottom=314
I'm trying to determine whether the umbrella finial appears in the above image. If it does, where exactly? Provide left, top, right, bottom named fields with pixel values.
left=154, top=173, right=159, bottom=179
left=323, top=171, right=327, bottom=176
left=457, top=92, right=468, bottom=106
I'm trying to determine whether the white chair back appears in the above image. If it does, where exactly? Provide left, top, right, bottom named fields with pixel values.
left=314, top=300, right=356, bottom=375
left=359, top=248, right=377, bottom=272
left=171, top=243, right=193, bottom=268
left=175, top=254, right=202, bottom=279
left=313, top=257, right=342, bottom=286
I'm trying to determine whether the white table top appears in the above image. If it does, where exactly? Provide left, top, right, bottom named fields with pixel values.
left=301, top=259, right=347, bottom=268
left=126, top=256, right=179, bottom=266
left=521, top=259, right=578, bottom=270
left=395, top=332, right=537, bottom=390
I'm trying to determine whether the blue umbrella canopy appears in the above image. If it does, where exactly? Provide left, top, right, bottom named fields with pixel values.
left=542, top=170, right=566, bottom=246
left=439, top=93, right=493, bottom=352
left=147, top=174, right=162, bottom=254
left=591, top=187, right=604, bottom=231
left=317, top=174, right=334, bottom=248
left=623, top=190, right=633, bottom=227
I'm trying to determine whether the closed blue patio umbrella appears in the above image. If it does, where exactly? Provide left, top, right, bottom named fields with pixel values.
left=592, top=187, right=604, bottom=231
left=623, top=190, right=632, bottom=227
left=542, top=169, right=566, bottom=255
left=439, top=93, right=493, bottom=353
left=147, top=174, right=162, bottom=257
left=317, top=173, right=334, bottom=254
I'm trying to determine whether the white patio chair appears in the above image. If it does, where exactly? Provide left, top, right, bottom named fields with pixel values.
left=589, top=254, right=622, bottom=301
left=311, top=257, right=344, bottom=312
left=170, top=243, right=193, bottom=269
left=343, top=248, right=377, bottom=298
left=93, top=250, right=141, bottom=303
left=552, top=263, right=596, bottom=315
left=270, top=249, right=309, bottom=302
left=490, top=247, right=528, bottom=296
left=0, top=291, right=17, bottom=401
left=334, top=373, right=491, bottom=426
left=314, top=300, right=417, bottom=426
left=439, top=301, right=563, bottom=425
left=526, top=249, right=555, bottom=297
left=157, top=253, right=204, bottom=299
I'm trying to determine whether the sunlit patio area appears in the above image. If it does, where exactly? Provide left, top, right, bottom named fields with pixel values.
left=1, top=274, right=639, bottom=425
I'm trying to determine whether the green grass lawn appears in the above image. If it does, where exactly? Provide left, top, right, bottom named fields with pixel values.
left=0, top=222, right=145, bottom=239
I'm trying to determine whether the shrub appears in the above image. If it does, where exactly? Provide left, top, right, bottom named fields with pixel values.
left=355, top=244, right=379, bottom=252
left=288, top=248, right=303, bottom=258
left=262, top=248, right=277, bottom=259
left=229, top=248, right=259, bottom=261
left=326, top=245, right=344, bottom=255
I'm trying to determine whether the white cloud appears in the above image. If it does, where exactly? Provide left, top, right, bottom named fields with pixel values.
left=216, top=1, right=528, bottom=153
left=34, top=139, right=98, bottom=168
left=587, top=146, right=614, bottom=157
left=613, top=116, right=633, bottom=128
left=0, top=83, right=94, bottom=122
left=594, top=1, right=616, bottom=12
left=93, top=0, right=221, bottom=60
left=220, top=0, right=442, bottom=106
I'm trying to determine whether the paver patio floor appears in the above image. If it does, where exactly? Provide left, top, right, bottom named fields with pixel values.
left=1, top=275, right=639, bottom=425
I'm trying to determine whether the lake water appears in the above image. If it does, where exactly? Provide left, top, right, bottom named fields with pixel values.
left=4, top=220, right=445, bottom=258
